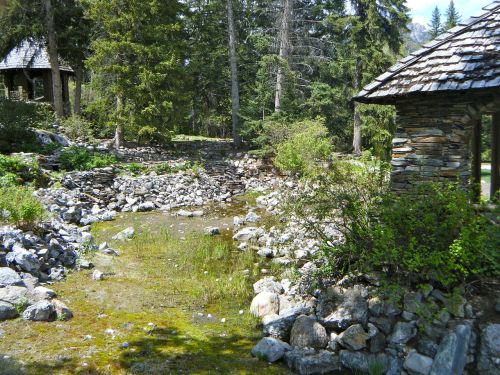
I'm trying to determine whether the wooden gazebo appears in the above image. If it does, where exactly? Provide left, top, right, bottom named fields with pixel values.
left=0, top=39, right=73, bottom=109
left=354, top=1, right=500, bottom=200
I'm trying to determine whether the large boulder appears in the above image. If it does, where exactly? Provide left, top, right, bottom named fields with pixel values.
left=337, top=324, right=369, bottom=351
left=477, top=323, right=500, bottom=375
left=0, top=285, right=29, bottom=305
left=285, top=349, right=341, bottom=375
left=233, top=227, right=260, bottom=242
left=0, top=267, right=22, bottom=287
left=429, top=324, right=471, bottom=375
left=253, top=277, right=284, bottom=295
left=251, top=337, right=291, bottom=362
left=22, top=300, right=55, bottom=321
left=290, top=315, right=328, bottom=349
left=0, top=301, right=18, bottom=320
left=6, top=248, right=40, bottom=272
left=250, top=291, right=279, bottom=318
left=263, top=307, right=309, bottom=341
left=404, top=351, right=433, bottom=375
left=318, top=285, right=368, bottom=330
left=339, top=351, right=393, bottom=374
left=52, top=299, right=73, bottom=321
left=389, top=321, right=417, bottom=345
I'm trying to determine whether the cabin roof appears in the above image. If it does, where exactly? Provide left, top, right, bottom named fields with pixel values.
left=0, top=39, right=73, bottom=73
left=354, top=1, right=500, bottom=104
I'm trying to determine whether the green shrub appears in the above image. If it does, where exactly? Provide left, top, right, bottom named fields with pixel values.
left=290, top=162, right=499, bottom=290
left=59, top=146, right=117, bottom=171
left=0, top=154, right=44, bottom=187
left=0, top=186, right=47, bottom=230
left=126, top=162, right=146, bottom=175
left=61, top=115, right=94, bottom=141
left=273, top=118, right=332, bottom=176
left=0, top=99, right=55, bottom=153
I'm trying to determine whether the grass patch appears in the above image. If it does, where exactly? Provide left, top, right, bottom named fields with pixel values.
left=0, top=214, right=287, bottom=374
left=481, top=169, right=491, bottom=184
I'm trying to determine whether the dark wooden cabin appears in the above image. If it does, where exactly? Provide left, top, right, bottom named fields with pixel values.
left=0, top=40, right=73, bottom=111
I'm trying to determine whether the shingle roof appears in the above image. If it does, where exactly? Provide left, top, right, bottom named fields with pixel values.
left=354, top=1, right=500, bottom=104
left=0, top=39, right=73, bottom=73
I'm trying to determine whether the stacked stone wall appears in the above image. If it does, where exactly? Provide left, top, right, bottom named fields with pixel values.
left=391, top=98, right=475, bottom=191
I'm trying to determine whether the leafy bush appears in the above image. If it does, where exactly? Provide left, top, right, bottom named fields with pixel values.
left=126, top=162, right=146, bottom=175
left=0, top=99, right=55, bottom=153
left=0, top=186, right=47, bottom=230
left=59, top=146, right=117, bottom=171
left=273, top=118, right=332, bottom=176
left=61, top=115, right=94, bottom=141
left=0, top=155, right=44, bottom=187
left=290, top=161, right=498, bottom=290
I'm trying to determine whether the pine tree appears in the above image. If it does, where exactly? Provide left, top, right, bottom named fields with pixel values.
left=428, top=6, right=442, bottom=39
left=85, top=0, right=188, bottom=147
left=445, top=0, right=460, bottom=30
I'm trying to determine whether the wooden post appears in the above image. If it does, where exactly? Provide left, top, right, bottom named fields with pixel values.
left=472, top=117, right=482, bottom=201
left=491, top=112, right=500, bottom=200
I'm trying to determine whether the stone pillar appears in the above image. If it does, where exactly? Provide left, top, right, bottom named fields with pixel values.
left=390, top=99, right=474, bottom=192
left=491, top=112, right=500, bottom=200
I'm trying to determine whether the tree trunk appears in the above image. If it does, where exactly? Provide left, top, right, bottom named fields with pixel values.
left=226, top=0, right=241, bottom=147
left=114, top=95, right=124, bottom=149
left=274, top=0, right=293, bottom=113
left=352, top=60, right=362, bottom=155
left=73, top=59, right=83, bottom=116
left=43, top=0, right=64, bottom=118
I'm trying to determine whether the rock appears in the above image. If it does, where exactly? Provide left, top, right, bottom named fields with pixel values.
left=418, top=336, right=439, bottom=358
left=245, top=212, right=260, bottom=223
left=22, top=300, right=54, bottom=321
left=389, top=321, right=417, bottom=344
left=79, top=259, right=93, bottom=269
left=319, top=285, right=368, bottom=330
left=9, top=248, right=40, bottom=272
left=430, top=324, right=471, bottom=375
left=370, top=332, right=386, bottom=353
left=233, top=227, right=259, bottom=242
left=177, top=209, right=194, bottom=217
left=251, top=337, right=291, bottom=362
left=52, top=299, right=73, bottom=321
left=404, top=292, right=423, bottom=314
left=112, top=227, right=135, bottom=241
left=0, top=267, right=22, bottom=287
left=0, top=301, right=18, bottom=320
left=253, top=277, right=284, bottom=295
left=33, top=286, right=56, bottom=300
left=137, top=202, right=155, bottom=212
left=295, top=351, right=341, bottom=375
left=290, top=315, right=328, bottom=349
left=0, top=286, right=29, bottom=305
left=92, top=270, right=104, bottom=281
left=204, top=227, right=220, bottom=236
left=263, top=307, right=309, bottom=341
left=285, top=349, right=340, bottom=375
left=477, top=323, right=500, bottom=375
left=337, top=324, right=369, bottom=351
left=250, top=291, right=279, bottom=318
left=369, top=316, right=394, bottom=335
left=404, top=351, right=433, bottom=375
left=339, top=351, right=390, bottom=373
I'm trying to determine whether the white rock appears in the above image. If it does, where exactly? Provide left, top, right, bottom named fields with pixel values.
left=250, top=291, right=280, bottom=318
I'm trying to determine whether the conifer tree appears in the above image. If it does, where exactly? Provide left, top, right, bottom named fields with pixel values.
left=429, top=6, right=443, bottom=39
left=445, top=0, right=461, bottom=30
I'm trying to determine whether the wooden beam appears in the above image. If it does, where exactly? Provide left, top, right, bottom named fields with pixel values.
left=492, top=112, right=500, bottom=200
left=472, top=117, right=482, bottom=202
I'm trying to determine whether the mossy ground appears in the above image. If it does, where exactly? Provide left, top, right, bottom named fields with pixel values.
left=0, top=203, right=291, bottom=375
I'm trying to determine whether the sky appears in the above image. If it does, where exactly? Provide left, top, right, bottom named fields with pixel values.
left=407, top=0, right=494, bottom=26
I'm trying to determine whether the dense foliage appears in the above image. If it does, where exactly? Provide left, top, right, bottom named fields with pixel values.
left=59, top=146, right=117, bottom=171
left=0, top=99, right=54, bottom=153
left=0, top=186, right=47, bottom=230
left=290, top=162, right=499, bottom=291
left=0, top=154, right=45, bottom=187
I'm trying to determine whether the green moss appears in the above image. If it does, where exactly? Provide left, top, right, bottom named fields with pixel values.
left=0, top=207, right=289, bottom=374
